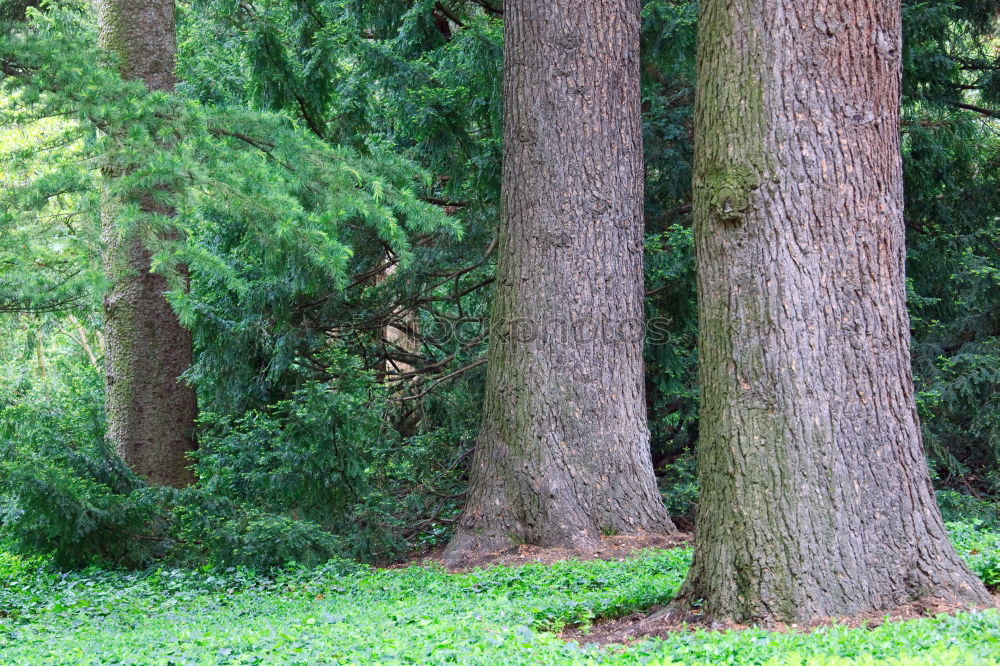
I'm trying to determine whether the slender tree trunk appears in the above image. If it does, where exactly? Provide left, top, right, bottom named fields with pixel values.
left=65, top=314, right=100, bottom=371
left=34, top=327, right=45, bottom=381
left=96, top=0, right=196, bottom=488
left=673, top=0, right=990, bottom=623
left=0, top=0, right=42, bottom=22
left=443, top=0, right=675, bottom=566
left=381, top=262, right=422, bottom=436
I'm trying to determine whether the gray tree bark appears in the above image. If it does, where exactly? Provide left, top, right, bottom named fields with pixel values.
left=674, top=0, right=991, bottom=623
left=96, top=0, right=196, bottom=488
left=443, top=0, right=675, bottom=566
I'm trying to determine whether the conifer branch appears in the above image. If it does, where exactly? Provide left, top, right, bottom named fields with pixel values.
left=955, top=102, right=1000, bottom=119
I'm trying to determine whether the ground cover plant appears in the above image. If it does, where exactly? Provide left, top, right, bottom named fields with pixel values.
left=1, top=522, right=998, bottom=664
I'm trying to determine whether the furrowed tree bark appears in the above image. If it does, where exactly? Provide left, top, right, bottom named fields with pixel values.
left=671, top=0, right=991, bottom=623
left=443, top=0, right=675, bottom=566
left=96, top=0, right=196, bottom=487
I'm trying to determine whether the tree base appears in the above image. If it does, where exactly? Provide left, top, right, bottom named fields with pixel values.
left=564, top=593, right=999, bottom=646
left=442, top=524, right=601, bottom=569
left=652, top=569, right=993, bottom=627
left=442, top=527, right=682, bottom=569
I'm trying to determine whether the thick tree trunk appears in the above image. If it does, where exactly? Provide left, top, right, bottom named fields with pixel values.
left=674, top=0, right=990, bottom=623
left=443, top=0, right=675, bottom=566
left=96, top=0, right=196, bottom=488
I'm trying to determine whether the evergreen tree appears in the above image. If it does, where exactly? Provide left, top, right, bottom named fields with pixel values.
left=671, top=0, right=991, bottom=623
left=95, top=0, right=197, bottom=487
left=443, top=0, right=676, bottom=565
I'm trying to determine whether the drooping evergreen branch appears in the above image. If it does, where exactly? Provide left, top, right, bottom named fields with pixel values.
left=955, top=102, right=1000, bottom=119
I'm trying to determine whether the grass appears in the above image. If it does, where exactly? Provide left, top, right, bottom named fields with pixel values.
left=0, top=523, right=998, bottom=664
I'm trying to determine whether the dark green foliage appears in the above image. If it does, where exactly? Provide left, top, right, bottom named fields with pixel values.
left=195, top=367, right=378, bottom=524
left=644, top=223, right=699, bottom=463
left=658, top=450, right=699, bottom=522
left=0, top=344, right=338, bottom=569
left=640, top=0, right=696, bottom=211
left=937, top=490, right=1000, bottom=528
left=189, top=352, right=391, bottom=562
left=0, top=3, right=465, bottom=567
left=173, top=0, right=497, bottom=440
left=171, top=498, right=345, bottom=569
left=901, top=1, right=1000, bottom=492
left=0, top=357, right=445, bottom=568
left=639, top=2, right=699, bottom=465
left=0, top=355, right=166, bottom=568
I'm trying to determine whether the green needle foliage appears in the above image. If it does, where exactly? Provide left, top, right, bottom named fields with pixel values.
left=0, top=3, right=464, bottom=566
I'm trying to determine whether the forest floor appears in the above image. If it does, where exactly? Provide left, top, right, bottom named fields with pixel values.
left=1, top=523, right=998, bottom=664
left=403, top=532, right=692, bottom=571
left=562, top=594, right=1000, bottom=646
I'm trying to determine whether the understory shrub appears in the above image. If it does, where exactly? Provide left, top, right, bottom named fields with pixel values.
left=2, top=345, right=997, bottom=571
left=0, top=360, right=170, bottom=568
left=658, top=450, right=698, bottom=522
left=0, top=349, right=468, bottom=569
left=936, top=490, right=1000, bottom=529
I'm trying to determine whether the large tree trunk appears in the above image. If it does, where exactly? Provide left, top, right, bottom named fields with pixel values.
left=96, top=0, right=196, bottom=488
left=674, top=0, right=990, bottom=623
left=443, top=0, right=675, bottom=566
